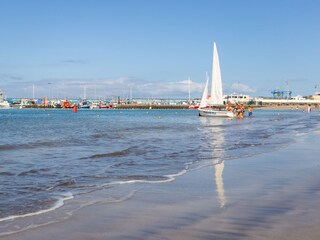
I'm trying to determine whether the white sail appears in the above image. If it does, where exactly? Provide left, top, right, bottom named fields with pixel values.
left=209, top=42, right=224, bottom=105
left=199, top=72, right=209, bottom=108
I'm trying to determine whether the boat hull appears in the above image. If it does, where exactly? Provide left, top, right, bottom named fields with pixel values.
left=198, top=108, right=234, bottom=118
left=0, top=101, right=10, bottom=109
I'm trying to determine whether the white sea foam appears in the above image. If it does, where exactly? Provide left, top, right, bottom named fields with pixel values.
left=99, top=169, right=188, bottom=188
left=0, top=192, right=73, bottom=223
left=165, top=169, right=188, bottom=179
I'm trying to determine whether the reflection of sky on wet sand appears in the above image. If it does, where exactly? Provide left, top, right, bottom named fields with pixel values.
left=199, top=117, right=227, bottom=208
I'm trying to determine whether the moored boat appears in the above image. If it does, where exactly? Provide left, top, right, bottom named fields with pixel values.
left=198, top=107, right=234, bottom=117
left=0, top=89, right=10, bottom=109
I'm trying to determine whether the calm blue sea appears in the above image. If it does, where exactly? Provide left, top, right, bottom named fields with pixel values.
left=0, top=108, right=319, bottom=234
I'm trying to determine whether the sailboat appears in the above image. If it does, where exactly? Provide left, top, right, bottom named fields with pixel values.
left=198, top=42, right=234, bottom=118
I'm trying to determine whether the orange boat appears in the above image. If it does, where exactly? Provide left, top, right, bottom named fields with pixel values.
left=62, top=98, right=74, bottom=108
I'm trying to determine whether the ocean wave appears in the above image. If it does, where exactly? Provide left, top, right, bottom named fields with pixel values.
left=0, top=171, right=15, bottom=176
left=0, top=192, right=73, bottom=223
left=0, top=140, right=66, bottom=152
left=93, top=174, right=168, bottom=180
left=0, top=144, right=16, bottom=151
left=98, top=169, right=188, bottom=188
left=85, top=146, right=148, bottom=160
left=0, top=189, right=138, bottom=237
left=225, top=142, right=265, bottom=150
left=46, top=179, right=76, bottom=190
left=89, top=150, right=130, bottom=158
left=18, top=168, right=50, bottom=176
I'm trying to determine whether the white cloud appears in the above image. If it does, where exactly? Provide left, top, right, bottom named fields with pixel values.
left=3, top=77, right=206, bottom=99
left=230, top=82, right=256, bottom=94
left=135, top=79, right=204, bottom=98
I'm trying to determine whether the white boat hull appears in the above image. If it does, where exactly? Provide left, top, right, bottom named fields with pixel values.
left=0, top=101, right=10, bottom=109
left=198, top=108, right=234, bottom=118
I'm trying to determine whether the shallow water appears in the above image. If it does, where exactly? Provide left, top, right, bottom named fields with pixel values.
left=0, top=108, right=319, bottom=233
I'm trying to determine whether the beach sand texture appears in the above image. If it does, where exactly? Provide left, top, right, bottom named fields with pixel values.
left=2, top=131, right=320, bottom=240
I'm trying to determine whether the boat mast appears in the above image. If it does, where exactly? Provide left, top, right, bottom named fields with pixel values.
left=188, top=76, right=191, bottom=103
left=32, top=84, right=35, bottom=99
left=83, top=85, right=87, bottom=99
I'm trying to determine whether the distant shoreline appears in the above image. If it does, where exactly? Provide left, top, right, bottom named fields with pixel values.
left=10, top=102, right=318, bottom=111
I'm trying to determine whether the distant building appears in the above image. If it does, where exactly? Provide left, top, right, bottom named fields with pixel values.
left=223, top=94, right=252, bottom=104
left=312, top=92, right=320, bottom=100
left=291, top=95, right=306, bottom=100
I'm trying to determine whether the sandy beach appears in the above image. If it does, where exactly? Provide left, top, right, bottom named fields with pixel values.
left=256, top=104, right=319, bottom=111
left=2, top=128, right=320, bottom=240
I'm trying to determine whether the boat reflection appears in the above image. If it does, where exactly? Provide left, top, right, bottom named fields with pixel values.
left=199, top=117, right=227, bottom=208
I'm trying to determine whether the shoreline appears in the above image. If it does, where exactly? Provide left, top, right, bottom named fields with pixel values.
left=2, top=130, right=320, bottom=239
left=4, top=102, right=319, bottom=111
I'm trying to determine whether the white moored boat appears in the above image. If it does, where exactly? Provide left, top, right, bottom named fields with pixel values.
left=0, top=89, right=10, bottom=109
left=198, top=107, right=234, bottom=117
left=198, top=42, right=234, bottom=118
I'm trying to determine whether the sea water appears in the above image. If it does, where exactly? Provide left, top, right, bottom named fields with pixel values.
left=0, top=108, right=319, bottom=234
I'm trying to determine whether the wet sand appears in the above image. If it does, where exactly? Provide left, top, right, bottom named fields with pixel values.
left=2, top=131, right=320, bottom=240
left=256, top=104, right=319, bottom=111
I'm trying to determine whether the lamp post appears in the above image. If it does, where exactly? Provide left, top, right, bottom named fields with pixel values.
left=48, top=83, right=52, bottom=99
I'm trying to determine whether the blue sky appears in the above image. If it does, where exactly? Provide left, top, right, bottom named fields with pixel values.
left=0, top=0, right=319, bottom=99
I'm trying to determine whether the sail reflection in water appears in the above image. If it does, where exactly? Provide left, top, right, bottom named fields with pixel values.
left=200, top=117, right=227, bottom=208
left=215, top=162, right=226, bottom=208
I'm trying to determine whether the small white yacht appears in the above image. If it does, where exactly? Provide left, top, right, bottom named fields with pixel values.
left=0, top=89, right=10, bottom=109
